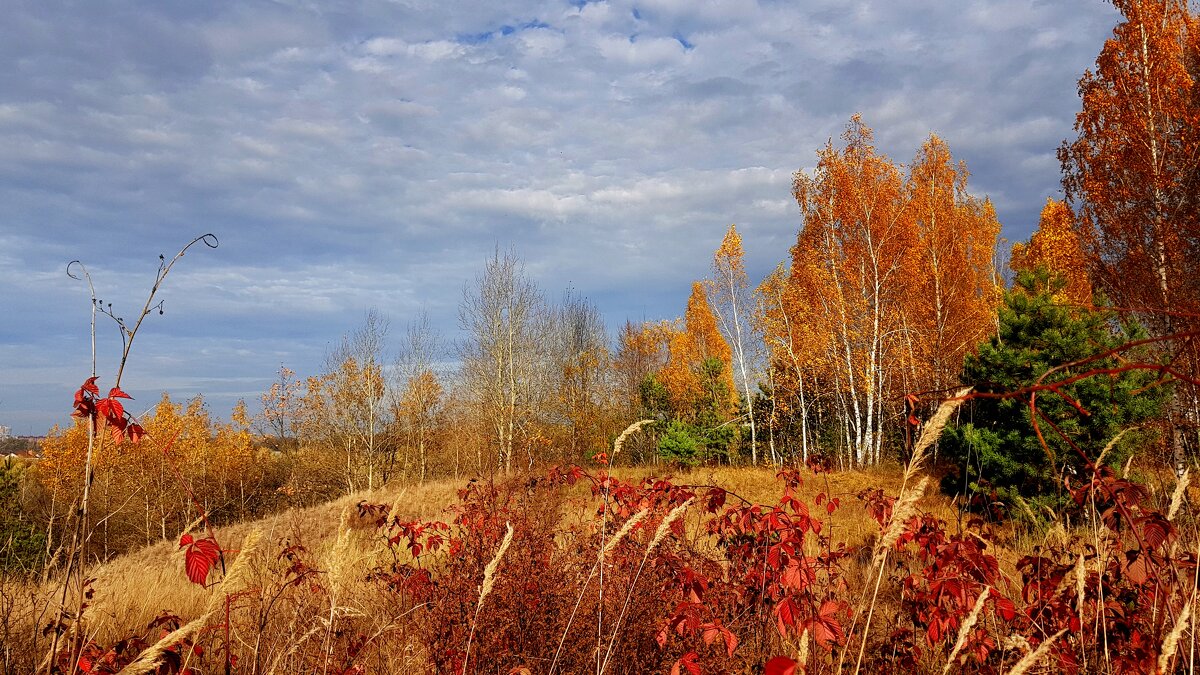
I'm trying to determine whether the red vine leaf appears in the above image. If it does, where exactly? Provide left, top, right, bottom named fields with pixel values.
left=700, top=621, right=739, bottom=656
left=764, top=657, right=797, bottom=675
left=810, top=599, right=844, bottom=648
left=670, top=651, right=701, bottom=675
left=992, top=594, right=1017, bottom=621
left=96, top=396, right=125, bottom=422
left=1137, top=513, right=1172, bottom=550
left=180, top=534, right=221, bottom=586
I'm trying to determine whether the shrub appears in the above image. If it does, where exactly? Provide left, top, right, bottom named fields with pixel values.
left=0, top=458, right=45, bottom=573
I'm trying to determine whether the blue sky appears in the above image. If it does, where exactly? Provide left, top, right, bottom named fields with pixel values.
left=0, top=0, right=1121, bottom=434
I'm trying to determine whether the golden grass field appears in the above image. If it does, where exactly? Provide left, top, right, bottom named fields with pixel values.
left=6, top=455, right=1195, bottom=674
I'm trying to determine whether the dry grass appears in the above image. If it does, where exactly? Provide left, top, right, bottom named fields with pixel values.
left=78, top=479, right=462, bottom=640
left=943, top=586, right=990, bottom=674
left=1004, top=628, right=1067, bottom=675
left=9, top=457, right=1116, bottom=673
left=66, top=464, right=928, bottom=648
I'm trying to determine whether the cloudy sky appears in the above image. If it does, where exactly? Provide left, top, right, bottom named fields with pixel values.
left=0, top=0, right=1121, bottom=434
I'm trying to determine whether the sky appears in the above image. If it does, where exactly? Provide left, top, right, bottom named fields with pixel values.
left=0, top=0, right=1122, bottom=435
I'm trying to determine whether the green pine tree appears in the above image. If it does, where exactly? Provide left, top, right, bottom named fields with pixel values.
left=941, top=269, right=1165, bottom=511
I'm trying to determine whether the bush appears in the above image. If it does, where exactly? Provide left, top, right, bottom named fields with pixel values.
left=0, top=458, right=46, bottom=573
left=656, top=419, right=732, bottom=466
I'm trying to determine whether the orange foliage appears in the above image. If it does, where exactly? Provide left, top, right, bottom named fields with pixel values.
left=781, top=117, right=999, bottom=464
left=396, top=368, right=444, bottom=483
left=713, top=225, right=745, bottom=284
left=259, top=365, right=300, bottom=441
left=614, top=320, right=672, bottom=410
left=790, top=117, right=913, bottom=464
left=1060, top=0, right=1200, bottom=325
left=39, top=394, right=263, bottom=551
left=907, top=135, right=1003, bottom=389
left=1011, top=198, right=1093, bottom=305
left=660, top=283, right=735, bottom=418
left=711, top=223, right=761, bottom=461
left=686, top=281, right=731, bottom=366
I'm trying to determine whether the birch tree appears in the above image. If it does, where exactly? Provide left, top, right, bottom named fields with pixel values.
left=459, top=249, right=543, bottom=473
left=710, top=225, right=761, bottom=463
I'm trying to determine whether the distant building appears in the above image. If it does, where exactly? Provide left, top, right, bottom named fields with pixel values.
left=0, top=425, right=9, bottom=440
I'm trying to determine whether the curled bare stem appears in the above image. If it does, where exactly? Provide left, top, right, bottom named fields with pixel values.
left=46, top=234, right=218, bottom=674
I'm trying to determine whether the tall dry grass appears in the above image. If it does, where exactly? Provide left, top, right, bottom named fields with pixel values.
left=13, top=436, right=1196, bottom=674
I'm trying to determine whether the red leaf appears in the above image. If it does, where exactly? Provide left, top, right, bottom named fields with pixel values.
left=72, top=396, right=95, bottom=417
left=1138, top=513, right=1173, bottom=550
left=927, top=620, right=941, bottom=645
left=96, top=397, right=125, bottom=422
left=775, top=595, right=800, bottom=636
left=108, top=387, right=132, bottom=400
left=764, top=657, right=797, bottom=675
left=182, top=536, right=222, bottom=586
left=720, top=625, right=739, bottom=657
left=700, top=621, right=737, bottom=655
left=810, top=599, right=844, bottom=649
left=127, top=424, right=146, bottom=444
left=81, top=377, right=100, bottom=396
left=179, top=534, right=194, bottom=547
left=670, top=651, right=701, bottom=675
left=992, top=595, right=1017, bottom=622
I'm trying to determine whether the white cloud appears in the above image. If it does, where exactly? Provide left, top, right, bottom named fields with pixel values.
left=0, top=0, right=1125, bottom=431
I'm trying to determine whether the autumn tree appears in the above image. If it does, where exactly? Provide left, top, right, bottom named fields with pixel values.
left=1060, top=0, right=1200, bottom=326
left=792, top=117, right=914, bottom=466
left=756, top=264, right=826, bottom=463
left=297, top=310, right=391, bottom=491
left=905, top=136, right=1002, bottom=393
left=660, top=282, right=735, bottom=421
left=257, top=364, right=300, bottom=450
left=546, top=291, right=613, bottom=463
left=709, top=224, right=761, bottom=463
left=459, top=249, right=545, bottom=473
left=612, top=320, right=672, bottom=462
left=653, top=283, right=738, bottom=464
left=394, top=371, right=442, bottom=484
left=782, top=118, right=999, bottom=466
left=38, top=394, right=274, bottom=555
left=1061, top=0, right=1200, bottom=460
left=1010, top=198, right=1093, bottom=305
left=613, top=320, right=672, bottom=414
left=393, top=311, right=444, bottom=484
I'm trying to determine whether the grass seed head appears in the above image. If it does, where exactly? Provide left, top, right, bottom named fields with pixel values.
left=1005, top=629, right=1066, bottom=675
left=612, top=419, right=655, bottom=461
left=479, top=521, right=514, bottom=607
left=648, top=498, right=693, bottom=553
left=1159, top=601, right=1192, bottom=674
